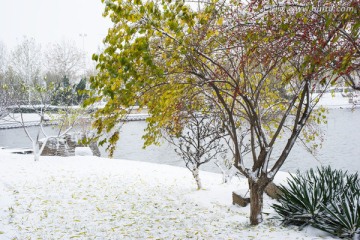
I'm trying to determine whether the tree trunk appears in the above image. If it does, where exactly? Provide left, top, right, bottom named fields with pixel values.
left=249, top=179, right=268, bottom=225
left=192, top=168, right=202, bottom=190
left=33, top=141, right=40, bottom=161
left=89, top=141, right=101, bottom=157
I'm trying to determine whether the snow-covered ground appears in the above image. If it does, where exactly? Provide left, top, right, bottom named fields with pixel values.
left=317, top=92, right=357, bottom=109
left=0, top=151, right=335, bottom=239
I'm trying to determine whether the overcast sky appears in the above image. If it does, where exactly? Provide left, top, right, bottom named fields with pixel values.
left=0, top=0, right=111, bottom=56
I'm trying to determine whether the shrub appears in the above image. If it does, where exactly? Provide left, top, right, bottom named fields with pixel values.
left=315, top=193, right=360, bottom=238
left=272, top=166, right=360, bottom=239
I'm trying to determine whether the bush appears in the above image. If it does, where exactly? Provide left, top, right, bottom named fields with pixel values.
left=315, top=193, right=360, bottom=239
left=272, top=166, right=360, bottom=239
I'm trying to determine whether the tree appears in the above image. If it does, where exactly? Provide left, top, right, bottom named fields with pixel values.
left=5, top=40, right=77, bottom=161
left=10, top=37, right=42, bottom=104
left=5, top=79, right=81, bottom=161
left=50, top=76, right=74, bottom=105
left=0, top=41, right=6, bottom=75
left=44, top=40, right=85, bottom=82
left=249, top=0, right=360, bottom=89
left=88, top=0, right=358, bottom=225
left=1, top=37, right=92, bottom=161
left=42, top=40, right=89, bottom=106
left=0, top=42, right=9, bottom=118
left=165, top=111, right=226, bottom=190
left=74, top=78, right=89, bottom=104
left=10, top=37, right=42, bottom=85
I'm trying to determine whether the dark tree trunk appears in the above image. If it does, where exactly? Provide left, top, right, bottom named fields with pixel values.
left=248, top=178, right=269, bottom=225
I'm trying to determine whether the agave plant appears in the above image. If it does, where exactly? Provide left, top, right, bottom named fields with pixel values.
left=314, top=193, right=360, bottom=239
left=272, top=167, right=347, bottom=228
left=344, top=172, right=360, bottom=196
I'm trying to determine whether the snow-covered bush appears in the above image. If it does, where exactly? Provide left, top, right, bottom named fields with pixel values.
left=272, top=166, right=360, bottom=239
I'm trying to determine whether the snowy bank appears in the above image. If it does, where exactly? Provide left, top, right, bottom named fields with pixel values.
left=0, top=152, right=334, bottom=239
left=317, top=92, right=359, bottom=109
left=0, top=112, right=149, bottom=130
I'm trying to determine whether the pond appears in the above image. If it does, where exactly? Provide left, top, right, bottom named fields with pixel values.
left=0, top=108, right=359, bottom=174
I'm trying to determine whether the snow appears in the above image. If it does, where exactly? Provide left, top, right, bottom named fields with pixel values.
left=0, top=150, right=335, bottom=239
left=1, top=113, right=51, bottom=123
left=75, top=147, right=93, bottom=156
left=317, top=92, right=359, bottom=109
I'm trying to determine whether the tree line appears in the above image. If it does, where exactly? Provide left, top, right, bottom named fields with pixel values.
left=0, top=37, right=96, bottom=161
left=0, top=37, right=91, bottom=115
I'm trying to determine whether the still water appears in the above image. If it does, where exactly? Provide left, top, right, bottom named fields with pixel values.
left=0, top=109, right=359, bottom=173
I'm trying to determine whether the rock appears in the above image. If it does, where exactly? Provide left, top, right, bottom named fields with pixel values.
left=265, top=182, right=282, bottom=200
left=40, top=132, right=101, bottom=157
left=40, top=137, right=70, bottom=156
left=232, top=191, right=250, bottom=207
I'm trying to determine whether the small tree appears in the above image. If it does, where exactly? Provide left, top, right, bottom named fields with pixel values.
left=74, top=78, right=89, bottom=105
left=4, top=71, right=80, bottom=161
left=50, top=76, right=74, bottom=106
left=165, top=111, right=226, bottom=190
left=214, top=158, right=238, bottom=184
left=5, top=79, right=77, bottom=161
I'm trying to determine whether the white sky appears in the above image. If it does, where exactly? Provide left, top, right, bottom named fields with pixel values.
left=0, top=0, right=112, bottom=56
